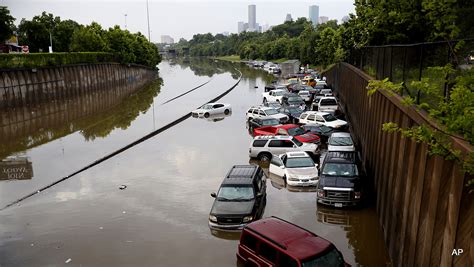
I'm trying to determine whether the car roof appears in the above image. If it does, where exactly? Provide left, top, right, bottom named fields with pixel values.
left=245, top=217, right=333, bottom=260
left=254, top=135, right=293, bottom=141
left=302, top=111, right=330, bottom=116
left=320, top=96, right=336, bottom=100
left=273, top=89, right=286, bottom=93
left=330, top=132, right=351, bottom=138
left=324, top=151, right=358, bottom=164
left=257, top=116, right=279, bottom=121
left=277, top=124, right=299, bottom=130
left=285, top=152, right=310, bottom=158
left=222, top=165, right=260, bottom=185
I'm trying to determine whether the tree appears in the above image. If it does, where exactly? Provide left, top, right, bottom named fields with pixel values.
left=0, top=6, right=15, bottom=43
left=70, top=22, right=107, bottom=52
left=54, top=19, right=80, bottom=52
left=17, top=12, right=60, bottom=52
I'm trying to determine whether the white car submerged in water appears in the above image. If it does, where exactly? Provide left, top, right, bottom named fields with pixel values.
left=192, top=103, right=232, bottom=118
left=269, top=152, right=319, bottom=186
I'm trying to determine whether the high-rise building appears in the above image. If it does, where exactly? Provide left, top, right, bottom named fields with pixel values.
left=341, top=15, right=350, bottom=23
left=318, top=16, right=329, bottom=24
left=285, top=14, right=293, bottom=22
left=238, top=21, right=245, bottom=33
left=160, top=35, right=174, bottom=44
left=309, top=5, right=319, bottom=27
left=248, top=4, right=256, bottom=31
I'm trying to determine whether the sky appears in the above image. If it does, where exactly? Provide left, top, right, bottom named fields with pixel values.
left=3, top=0, right=356, bottom=42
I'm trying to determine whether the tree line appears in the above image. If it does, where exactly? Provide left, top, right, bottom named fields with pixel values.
left=0, top=7, right=161, bottom=68
left=173, top=0, right=472, bottom=68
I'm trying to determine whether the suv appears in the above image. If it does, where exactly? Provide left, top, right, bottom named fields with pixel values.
left=237, top=216, right=350, bottom=266
left=249, top=136, right=319, bottom=161
left=209, top=165, right=266, bottom=230
left=246, top=106, right=289, bottom=124
left=298, top=111, right=348, bottom=130
left=318, top=97, right=339, bottom=114
left=282, top=93, right=306, bottom=109
left=317, top=151, right=365, bottom=207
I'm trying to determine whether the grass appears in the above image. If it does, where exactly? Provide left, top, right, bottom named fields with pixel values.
left=0, top=52, right=117, bottom=69
left=211, top=55, right=241, bottom=62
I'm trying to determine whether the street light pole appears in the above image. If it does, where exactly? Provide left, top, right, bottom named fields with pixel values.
left=124, top=14, right=127, bottom=29
left=146, top=0, right=151, bottom=41
left=49, top=30, right=53, bottom=53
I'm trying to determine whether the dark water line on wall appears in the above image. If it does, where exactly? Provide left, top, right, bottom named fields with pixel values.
left=160, top=78, right=213, bottom=105
left=1, top=69, right=242, bottom=211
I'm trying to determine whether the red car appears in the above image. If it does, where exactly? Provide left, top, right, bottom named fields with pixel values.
left=253, top=124, right=321, bottom=144
left=237, top=217, right=350, bottom=267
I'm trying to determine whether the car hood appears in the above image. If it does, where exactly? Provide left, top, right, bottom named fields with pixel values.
left=286, top=167, right=318, bottom=178
left=211, top=200, right=255, bottom=215
left=319, top=176, right=361, bottom=190
left=295, top=133, right=320, bottom=142
left=326, top=120, right=347, bottom=128
left=301, top=142, right=318, bottom=150
left=269, top=114, right=287, bottom=120
left=192, top=108, right=206, bottom=113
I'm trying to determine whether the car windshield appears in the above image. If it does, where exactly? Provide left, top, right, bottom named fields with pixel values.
left=262, top=119, right=280, bottom=126
left=217, top=186, right=254, bottom=201
left=274, top=91, right=285, bottom=96
left=288, top=97, right=303, bottom=102
left=287, top=127, right=306, bottom=136
left=320, top=99, right=337, bottom=105
left=288, top=107, right=302, bottom=113
left=329, top=137, right=353, bottom=146
left=301, top=248, right=345, bottom=267
left=286, top=157, right=315, bottom=168
left=265, top=108, right=278, bottom=115
left=322, top=163, right=358, bottom=176
left=323, top=114, right=337, bottom=122
left=201, top=104, right=213, bottom=110
left=292, top=137, right=303, bottom=147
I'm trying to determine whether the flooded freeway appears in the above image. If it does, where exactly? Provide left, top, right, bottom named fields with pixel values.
left=0, top=58, right=389, bottom=266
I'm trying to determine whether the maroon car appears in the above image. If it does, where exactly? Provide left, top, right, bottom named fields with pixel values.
left=237, top=217, right=350, bottom=267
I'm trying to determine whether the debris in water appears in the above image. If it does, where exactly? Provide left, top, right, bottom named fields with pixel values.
left=254, top=86, right=258, bottom=88
left=119, top=185, right=127, bottom=190
left=65, top=258, right=72, bottom=264
left=122, top=211, right=126, bottom=214
left=30, top=243, right=34, bottom=247
left=99, top=226, right=104, bottom=230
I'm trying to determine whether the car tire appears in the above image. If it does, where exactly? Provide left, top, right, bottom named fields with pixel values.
left=204, top=112, right=210, bottom=118
left=224, top=109, right=230, bottom=115
left=263, top=98, right=267, bottom=103
left=276, top=99, right=280, bottom=104
left=258, top=153, right=272, bottom=162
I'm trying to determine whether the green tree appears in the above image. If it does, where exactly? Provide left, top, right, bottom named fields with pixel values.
left=70, top=22, right=107, bottom=52
left=0, top=6, right=15, bottom=43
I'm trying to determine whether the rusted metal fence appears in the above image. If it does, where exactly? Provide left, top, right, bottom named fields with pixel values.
left=347, top=39, right=474, bottom=104
left=324, top=62, right=473, bottom=267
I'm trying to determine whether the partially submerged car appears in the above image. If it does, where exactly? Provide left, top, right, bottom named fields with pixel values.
left=270, top=152, right=319, bottom=187
left=209, top=165, right=266, bottom=230
left=279, top=105, right=304, bottom=123
left=237, top=217, right=350, bottom=266
left=318, top=96, right=340, bottom=115
left=192, top=103, right=231, bottom=118
left=317, top=151, right=365, bottom=207
left=328, top=132, right=355, bottom=152
left=248, top=116, right=280, bottom=130
left=298, top=111, right=348, bottom=130
left=282, top=93, right=306, bottom=110
left=253, top=124, right=321, bottom=144
left=246, top=106, right=289, bottom=124
left=249, top=135, right=319, bottom=161
left=302, top=124, right=338, bottom=143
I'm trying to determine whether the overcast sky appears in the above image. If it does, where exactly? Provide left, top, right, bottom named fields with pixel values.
left=4, top=0, right=355, bottom=42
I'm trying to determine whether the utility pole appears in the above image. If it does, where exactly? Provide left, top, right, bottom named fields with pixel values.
left=146, top=0, right=151, bottom=41
left=124, top=14, right=127, bottom=29
left=49, top=30, right=53, bottom=53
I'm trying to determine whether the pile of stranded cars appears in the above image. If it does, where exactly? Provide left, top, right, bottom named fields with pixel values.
left=199, top=73, right=361, bottom=266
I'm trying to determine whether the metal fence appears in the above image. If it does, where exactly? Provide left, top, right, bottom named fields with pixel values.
left=348, top=39, right=474, bottom=103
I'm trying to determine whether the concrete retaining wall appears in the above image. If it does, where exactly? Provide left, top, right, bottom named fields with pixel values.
left=0, top=63, right=156, bottom=110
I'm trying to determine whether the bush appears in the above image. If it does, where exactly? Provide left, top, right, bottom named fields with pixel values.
left=0, top=52, right=118, bottom=68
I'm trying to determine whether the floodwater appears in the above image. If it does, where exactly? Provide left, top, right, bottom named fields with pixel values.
left=0, top=58, right=390, bottom=266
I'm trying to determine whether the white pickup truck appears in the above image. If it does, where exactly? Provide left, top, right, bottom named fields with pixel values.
left=262, top=89, right=287, bottom=104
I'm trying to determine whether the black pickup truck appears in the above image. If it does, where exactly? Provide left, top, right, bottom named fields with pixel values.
left=317, top=151, right=365, bottom=207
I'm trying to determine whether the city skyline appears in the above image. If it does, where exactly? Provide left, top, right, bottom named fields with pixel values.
left=4, top=0, right=355, bottom=42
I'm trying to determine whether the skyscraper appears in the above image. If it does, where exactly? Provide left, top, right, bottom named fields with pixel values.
left=285, top=14, right=293, bottom=22
left=248, top=4, right=256, bottom=31
left=318, top=16, right=329, bottom=24
left=238, top=21, right=245, bottom=33
left=309, top=5, right=319, bottom=27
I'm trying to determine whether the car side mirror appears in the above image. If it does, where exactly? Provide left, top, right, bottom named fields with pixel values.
left=293, top=145, right=297, bottom=148
left=210, top=192, right=217, bottom=198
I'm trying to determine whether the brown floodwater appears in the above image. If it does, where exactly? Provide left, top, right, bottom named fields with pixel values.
left=0, top=58, right=390, bottom=266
